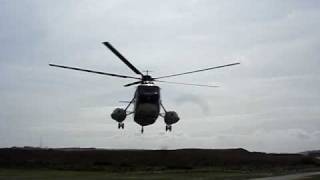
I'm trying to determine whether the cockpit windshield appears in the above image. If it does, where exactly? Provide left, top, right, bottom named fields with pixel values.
left=137, top=86, right=160, bottom=103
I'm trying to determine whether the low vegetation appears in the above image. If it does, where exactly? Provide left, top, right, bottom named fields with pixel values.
left=0, top=147, right=319, bottom=179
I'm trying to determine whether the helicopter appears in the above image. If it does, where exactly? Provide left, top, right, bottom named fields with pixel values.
left=49, top=42, right=240, bottom=133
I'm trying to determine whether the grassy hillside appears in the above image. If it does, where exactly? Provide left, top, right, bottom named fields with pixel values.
left=0, top=147, right=318, bottom=172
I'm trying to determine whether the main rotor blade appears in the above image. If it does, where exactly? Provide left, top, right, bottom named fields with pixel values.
left=124, top=81, right=142, bottom=87
left=102, top=42, right=143, bottom=75
left=49, top=64, right=141, bottom=80
left=155, top=62, right=240, bottom=79
left=155, top=80, right=219, bottom=88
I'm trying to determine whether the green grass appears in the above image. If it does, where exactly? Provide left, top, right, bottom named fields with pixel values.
left=0, top=169, right=270, bottom=180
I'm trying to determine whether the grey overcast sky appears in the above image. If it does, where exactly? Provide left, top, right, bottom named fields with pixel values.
left=1, top=0, right=320, bottom=153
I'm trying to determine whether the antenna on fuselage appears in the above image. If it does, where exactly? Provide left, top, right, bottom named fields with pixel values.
left=143, top=70, right=153, bottom=75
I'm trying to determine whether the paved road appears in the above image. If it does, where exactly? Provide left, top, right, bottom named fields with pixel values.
left=251, top=172, right=320, bottom=180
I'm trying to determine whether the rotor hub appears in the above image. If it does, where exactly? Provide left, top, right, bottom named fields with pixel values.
left=142, top=75, right=154, bottom=82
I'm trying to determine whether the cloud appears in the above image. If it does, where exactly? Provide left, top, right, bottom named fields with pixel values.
left=0, top=0, right=320, bottom=152
left=174, top=94, right=211, bottom=115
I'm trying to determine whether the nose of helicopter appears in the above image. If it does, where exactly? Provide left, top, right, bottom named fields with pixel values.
left=134, top=103, right=159, bottom=126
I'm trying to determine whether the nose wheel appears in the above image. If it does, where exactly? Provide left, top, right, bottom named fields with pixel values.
left=165, top=125, right=172, bottom=132
left=118, top=123, right=124, bottom=129
left=141, top=126, right=144, bottom=134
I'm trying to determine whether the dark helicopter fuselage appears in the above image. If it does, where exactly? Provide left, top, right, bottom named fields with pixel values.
left=134, top=84, right=161, bottom=126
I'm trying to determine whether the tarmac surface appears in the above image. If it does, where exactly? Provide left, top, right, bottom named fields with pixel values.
left=251, top=171, right=320, bottom=180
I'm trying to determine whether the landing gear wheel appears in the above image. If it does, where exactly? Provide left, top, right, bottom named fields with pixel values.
left=141, top=126, right=144, bottom=134
left=118, top=123, right=124, bottom=129
left=166, top=125, right=172, bottom=132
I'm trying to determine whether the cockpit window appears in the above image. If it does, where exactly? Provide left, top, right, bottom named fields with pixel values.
left=138, top=86, right=160, bottom=94
left=137, top=86, right=160, bottom=103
